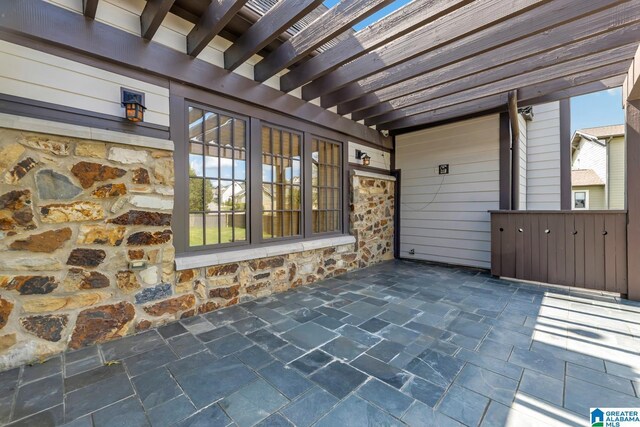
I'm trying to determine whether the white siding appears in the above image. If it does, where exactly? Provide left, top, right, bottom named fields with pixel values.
left=572, top=138, right=607, bottom=182
left=526, top=102, right=561, bottom=210
left=0, top=41, right=170, bottom=127
left=348, top=142, right=391, bottom=171
left=518, top=114, right=527, bottom=210
left=396, top=115, right=500, bottom=269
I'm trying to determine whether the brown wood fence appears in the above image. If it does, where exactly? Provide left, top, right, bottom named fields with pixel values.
left=490, top=211, right=628, bottom=294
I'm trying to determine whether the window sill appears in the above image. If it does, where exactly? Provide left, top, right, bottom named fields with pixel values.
left=175, top=235, right=356, bottom=271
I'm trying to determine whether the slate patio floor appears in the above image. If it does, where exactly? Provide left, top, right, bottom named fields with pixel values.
left=2, top=260, right=640, bottom=427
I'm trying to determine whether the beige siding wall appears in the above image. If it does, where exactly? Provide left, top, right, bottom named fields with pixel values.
left=348, top=142, right=391, bottom=171
left=572, top=186, right=606, bottom=210
left=0, top=40, right=170, bottom=127
left=518, top=114, right=527, bottom=210
left=45, top=0, right=296, bottom=94
left=608, top=136, right=626, bottom=209
left=526, top=102, right=562, bottom=210
left=395, top=115, right=500, bottom=269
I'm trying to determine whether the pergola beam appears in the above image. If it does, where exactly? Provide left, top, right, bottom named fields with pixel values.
left=624, top=44, right=640, bottom=100
left=187, top=0, right=248, bottom=57
left=83, top=0, right=99, bottom=19
left=224, top=0, right=324, bottom=71
left=318, top=0, right=629, bottom=107
left=371, top=46, right=635, bottom=127
left=279, top=0, right=472, bottom=93
left=254, top=0, right=393, bottom=82
left=359, top=28, right=640, bottom=124
left=340, top=2, right=640, bottom=117
left=383, top=61, right=631, bottom=131
left=140, top=0, right=176, bottom=40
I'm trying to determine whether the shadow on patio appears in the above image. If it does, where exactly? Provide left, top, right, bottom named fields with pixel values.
left=2, top=260, right=640, bottom=427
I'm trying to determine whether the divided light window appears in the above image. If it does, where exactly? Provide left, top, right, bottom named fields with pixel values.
left=188, top=107, right=248, bottom=248
left=312, top=138, right=342, bottom=233
left=262, top=125, right=302, bottom=240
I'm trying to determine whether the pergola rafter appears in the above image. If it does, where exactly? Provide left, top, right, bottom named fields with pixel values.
left=382, top=60, right=632, bottom=130
left=279, top=0, right=473, bottom=93
left=317, top=0, right=629, bottom=108
left=376, top=48, right=635, bottom=129
left=141, top=0, right=176, bottom=40
left=253, top=0, right=394, bottom=82
left=187, top=0, right=248, bottom=57
left=364, top=34, right=640, bottom=126
left=83, top=0, right=99, bottom=18
left=223, top=0, right=324, bottom=71
left=339, top=2, right=640, bottom=117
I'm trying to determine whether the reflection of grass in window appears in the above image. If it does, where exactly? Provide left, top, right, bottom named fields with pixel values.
left=189, top=226, right=245, bottom=246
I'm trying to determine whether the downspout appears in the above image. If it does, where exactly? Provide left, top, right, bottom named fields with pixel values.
left=508, top=91, right=520, bottom=210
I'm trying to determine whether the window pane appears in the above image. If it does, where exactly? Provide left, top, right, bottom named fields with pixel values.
left=189, top=148, right=204, bottom=177
left=234, top=182, right=246, bottom=211
left=220, top=115, right=232, bottom=147
left=220, top=212, right=233, bottom=243
left=189, top=214, right=204, bottom=247
left=205, top=213, right=219, bottom=245
left=188, top=108, right=203, bottom=142
left=220, top=148, right=233, bottom=179
left=204, top=179, right=218, bottom=211
left=233, top=119, right=245, bottom=149
left=284, top=186, right=292, bottom=210
left=292, top=186, right=301, bottom=210
left=204, top=146, right=218, bottom=178
left=292, top=134, right=300, bottom=157
left=283, top=212, right=291, bottom=237
left=263, top=213, right=273, bottom=239
left=273, top=211, right=283, bottom=238
left=234, top=150, right=246, bottom=180
left=262, top=184, right=273, bottom=211
left=234, top=213, right=247, bottom=241
left=189, top=178, right=204, bottom=211
left=220, top=180, right=233, bottom=211
left=204, top=112, right=218, bottom=145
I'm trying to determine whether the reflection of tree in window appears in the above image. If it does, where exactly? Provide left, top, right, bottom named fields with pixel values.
left=188, top=107, right=247, bottom=247
left=262, top=126, right=302, bottom=239
left=312, top=138, right=342, bottom=233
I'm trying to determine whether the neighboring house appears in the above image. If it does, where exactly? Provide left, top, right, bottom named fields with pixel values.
left=571, top=125, right=625, bottom=210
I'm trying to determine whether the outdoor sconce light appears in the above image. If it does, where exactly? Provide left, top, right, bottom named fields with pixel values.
left=355, top=149, right=371, bottom=166
left=121, top=88, right=146, bottom=123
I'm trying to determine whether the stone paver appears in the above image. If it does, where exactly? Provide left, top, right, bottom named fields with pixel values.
left=3, top=260, right=640, bottom=426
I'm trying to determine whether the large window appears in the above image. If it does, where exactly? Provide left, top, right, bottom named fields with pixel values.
left=188, top=107, right=247, bottom=248
left=179, top=102, right=345, bottom=253
left=262, top=125, right=302, bottom=240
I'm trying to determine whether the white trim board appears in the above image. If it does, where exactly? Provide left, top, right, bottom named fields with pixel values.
left=0, top=113, right=174, bottom=151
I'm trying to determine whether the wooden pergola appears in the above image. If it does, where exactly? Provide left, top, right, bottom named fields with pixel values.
left=1, top=0, right=638, bottom=136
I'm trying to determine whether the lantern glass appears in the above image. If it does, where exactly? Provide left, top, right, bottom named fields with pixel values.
left=362, top=154, right=371, bottom=166
left=125, top=102, right=144, bottom=122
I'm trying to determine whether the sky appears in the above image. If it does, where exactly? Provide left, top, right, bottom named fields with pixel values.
left=570, top=87, right=625, bottom=135
left=322, top=0, right=411, bottom=31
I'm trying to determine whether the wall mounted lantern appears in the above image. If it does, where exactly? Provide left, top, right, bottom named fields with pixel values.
left=121, top=88, right=146, bottom=122
left=355, top=149, right=371, bottom=166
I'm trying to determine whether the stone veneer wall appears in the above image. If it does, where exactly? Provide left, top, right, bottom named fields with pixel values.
left=0, top=127, right=394, bottom=369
